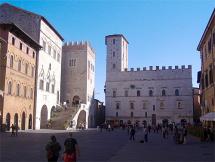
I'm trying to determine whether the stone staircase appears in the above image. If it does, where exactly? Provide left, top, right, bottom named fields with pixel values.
left=50, top=105, right=81, bottom=130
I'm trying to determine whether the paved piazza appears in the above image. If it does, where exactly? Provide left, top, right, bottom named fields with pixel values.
left=1, top=129, right=215, bottom=162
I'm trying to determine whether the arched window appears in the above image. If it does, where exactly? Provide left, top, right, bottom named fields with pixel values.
left=162, top=89, right=166, bottom=96
left=8, top=81, right=12, bottom=95
left=16, top=84, right=20, bottom=96
left=18, top=60, right=21, bottom=72
left=25, top=63, right=28, bottom=75
left=137, top=90, right=140, bottom=97
left=24, top=86, right=27, bottom=98
left=30, top=88, right=33, bottom=99
left=149, top=90, right=153, bottom=96
left=39, top=80, right=44, bottom=90
left=10, top=55, right=13, bottom=68
left=175, top=89, right=179, bottom=96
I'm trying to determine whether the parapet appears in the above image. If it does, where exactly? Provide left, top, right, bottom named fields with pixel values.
left=124, top=65, right=192, bottom=72
left=63, top=41, right=95, bottom=53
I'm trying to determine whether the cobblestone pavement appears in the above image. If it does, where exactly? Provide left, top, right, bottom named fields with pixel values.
left=0, top=129, right=214, bottom=162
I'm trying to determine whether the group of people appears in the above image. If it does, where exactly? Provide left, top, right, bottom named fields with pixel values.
left=45, top=132, right=80, bottom=162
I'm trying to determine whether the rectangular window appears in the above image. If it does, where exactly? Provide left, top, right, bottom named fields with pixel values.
left=12, top=37, right=15, bottom=45
left=177, top=101, right=182, bottom=109
left=25, top=63, right=28, bottom=75
left=69, top=60, right=72, bottom=66
left=30, top=88, right=33, bottom=99
left=130, top=102, right=134, bottom=109
left=57, top=53, right=60, bottom=62
left=113, top=39, right=115, bottom=44
left=116, top=103, right=120, bottom=109
left=20, top=42, right=22, bottom=50
left=31, top=67, right=34, bottom=77
left=48, top=45, right=51, bottom=55
left=113, top=90, right=116, bottom=97
left=145, top=112, right=147, bottom=118
left=43, top=41, right=46, bottom=51
left=208, top=38, right=212, bottom=53
left=24, top=86, right=27, bottom=98
left=26, top=47, right=29, bottom=54
left=52, top=84, right=55, bottom=93
left=53, top=50, right=56, bottom=59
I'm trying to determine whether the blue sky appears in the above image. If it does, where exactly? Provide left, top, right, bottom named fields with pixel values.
left=1, top=0, right=214, bottom=102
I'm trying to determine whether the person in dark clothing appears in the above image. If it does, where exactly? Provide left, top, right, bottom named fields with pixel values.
left=64, top=132, right=80, bottom=162
left=129, top=127, right=136, bottom=141
left=10, top=124, right=15, bottom=137
left=45, top=135, right=61, bottom=162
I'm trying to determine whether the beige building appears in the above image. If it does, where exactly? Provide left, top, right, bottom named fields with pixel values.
left=61, top=41, right=95, bottom=128
left=0, top=23, right=41, bottom=130
left=197, top=9, right=215, bottom=127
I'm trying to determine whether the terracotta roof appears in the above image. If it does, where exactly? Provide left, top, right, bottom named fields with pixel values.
left=0, top=3, right=64, bottom=41
left=197, top=8, right=215, bottom=51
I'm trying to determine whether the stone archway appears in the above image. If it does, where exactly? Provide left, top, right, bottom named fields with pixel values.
left=14, top=113, right=18, bottom=127
left=6, top=113, right=10, bottom=131
left=28, top=114, right=32, bottom=129
left=40, top=105, right=48, bottom=129
left=73, top=95, right=80, bottom=105
left=77, top=110, right=86, bottom=129
left=21, top=112, right=26, bottom=130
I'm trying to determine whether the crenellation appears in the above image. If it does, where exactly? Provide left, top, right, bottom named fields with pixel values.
left=168, top=66, right=172, bottom=70
left=149, top=66, right=153, bottom=70
left=137, top=68, right=140, bottom=71
left=143, top=67, right=147, bottom=70
left=162, top=66, right=166, bottom=70
left=182, top=65, right=185, bottom=69
left=156, top=66, right=159, bottom=70
left=175, top=66, right=178, bottom=69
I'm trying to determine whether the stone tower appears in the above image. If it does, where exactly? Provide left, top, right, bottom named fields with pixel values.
left=105, top=34, right=128, bottom=80
left=61, top=41, right=95, bottom=106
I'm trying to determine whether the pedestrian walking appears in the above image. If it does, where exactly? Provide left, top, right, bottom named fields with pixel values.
left=182, top=126, right=187, bottom=144
left=144, top=127, right=148, bottom=142
left=45, top=135, right=61, bottom=162
left=10, top=124, right=15, bottom=137
left=129, top=126, right=135, bottom=141
left=63, top=132, right=80, bottom=162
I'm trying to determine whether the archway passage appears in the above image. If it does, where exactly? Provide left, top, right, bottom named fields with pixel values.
left=77, top=110, right=86, bottom=129
left=21, top=112, right=26, bottom=130
left=6, top=113, right=10, bottom=131
left=73, top=95, right=80, bottom=105
left=28, top=114, right=32, bottom=129
left=40, top=105, right=48, bottom=129
left=14, top=113, right=18, bottom=127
